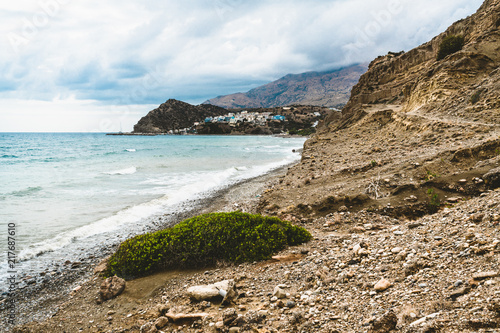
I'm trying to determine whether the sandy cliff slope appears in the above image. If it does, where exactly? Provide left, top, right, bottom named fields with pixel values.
left=259, top=0, right=500, bottom=220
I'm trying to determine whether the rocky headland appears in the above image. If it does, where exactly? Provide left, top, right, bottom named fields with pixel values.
left=8, top=0, right=500, bottom=332
left=132, top=100, right=228, bottom=134
left=132, top=100, right=332, bottom=136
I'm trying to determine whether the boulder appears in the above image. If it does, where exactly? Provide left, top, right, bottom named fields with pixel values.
left=484, top=167, right=500, bottom=188
left=98, top=276, right=126, bottom=303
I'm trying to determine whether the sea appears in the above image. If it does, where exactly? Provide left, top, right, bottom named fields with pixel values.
left=0, top=133, right=306, bottom=291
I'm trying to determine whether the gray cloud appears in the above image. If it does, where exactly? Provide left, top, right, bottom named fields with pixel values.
left=0, top=0, right=485, bottom=131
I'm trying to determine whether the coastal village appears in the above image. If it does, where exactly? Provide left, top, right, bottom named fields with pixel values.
left=192, top=107, right=326, bottom=135
left=128, top=104, right=333, bottom=135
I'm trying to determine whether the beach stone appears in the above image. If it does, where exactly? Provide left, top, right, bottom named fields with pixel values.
left=154, top=316, right=169, bottom=329
left=404, top=195, right=418, bottom=202
left=469, top=213, right=485, bottom=223
left=273, top=286, right=287, bottom=299
left=98, top=276, right=126, bottom=303
left=449, top=287, right=471, bottom=301
left=473, top=271, right=498, bottom=281
left=229, top=328, right=240, bottom=333
left=186, top=280, right=234, bottom=301
left=370, top=310, right=397, bottom=332
left=223, top=308, right=238, bottom=326
left=374, top=278, right=391, bottom=292
left=140, top=323, right=154, bottom=333
left=93, top=257, right=110, bottom=275
left=391, top=247, right=403, bottom=254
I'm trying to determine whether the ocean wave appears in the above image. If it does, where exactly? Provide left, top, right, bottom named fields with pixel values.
left=16, top=153, right=303, bottom=263
left=7, top=186, right=43, bottom=198
left=125, top=149, right=136, bottom=152
left=104, top=166, right=137, bottom=175
left=17, top=196, right=173, bottom=261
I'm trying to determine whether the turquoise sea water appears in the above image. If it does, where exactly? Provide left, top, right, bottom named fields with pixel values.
left=0, top=133, right=305, bottom=288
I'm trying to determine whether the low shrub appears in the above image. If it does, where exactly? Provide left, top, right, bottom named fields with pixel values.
left=470, top=90, right=481, bottom=105
left=437, top=35, right=465, bottom=60
left=105, top=212, right=312, bottom=278
left=427, top=188, right=441, bottom=213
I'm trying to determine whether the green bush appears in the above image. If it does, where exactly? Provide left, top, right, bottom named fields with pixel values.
left=470, top=90, right=481, bottom=105
left=437, top=35, right=465, bottom=60
left=105, top=212, right=312, bottom=278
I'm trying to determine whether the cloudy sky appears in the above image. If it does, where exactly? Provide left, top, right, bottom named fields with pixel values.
left=1, top=0, right=484, bottom=132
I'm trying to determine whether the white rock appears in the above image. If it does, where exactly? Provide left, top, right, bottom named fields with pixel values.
left=374, top=278, right=391, bottom=292
left=273, top=286, right=287, bottom=299
left=186, top=280, right=234, bottom=301
left=391, top=247, right=403, bottom=254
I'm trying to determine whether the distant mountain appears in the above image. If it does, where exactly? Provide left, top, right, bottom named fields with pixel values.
left=133, top=99, right=227, bottom=133
left=204, top=64, right=367, bottom=109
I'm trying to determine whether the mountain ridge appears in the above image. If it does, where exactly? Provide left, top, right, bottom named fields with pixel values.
left=204, top=63, right=367, bottom=109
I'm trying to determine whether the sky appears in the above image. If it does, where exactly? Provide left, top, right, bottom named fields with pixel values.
left=0, top=0, right=484, bottom=132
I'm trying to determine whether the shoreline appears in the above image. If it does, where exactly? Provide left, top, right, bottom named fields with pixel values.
left=3, top=162, right=294, bottom=328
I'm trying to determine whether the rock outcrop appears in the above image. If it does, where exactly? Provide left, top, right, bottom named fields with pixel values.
left=204, top=64, right=367, bottom=109
left=329, top=0, right=500, bottom=130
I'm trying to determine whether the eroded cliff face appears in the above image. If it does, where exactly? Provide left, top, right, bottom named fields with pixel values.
left=259, top=0, right=500, bottom=220
left=332, top=0, right=500, bottom=130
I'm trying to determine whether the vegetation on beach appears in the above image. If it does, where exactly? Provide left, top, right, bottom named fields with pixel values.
left=427, top=188, right=441, bottom=213
left=105, top=212, right=312, bottom=279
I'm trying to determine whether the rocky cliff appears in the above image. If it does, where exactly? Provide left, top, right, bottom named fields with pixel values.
left=329, top=0, right=500, bottom=130
left=204, top=64, right=367, bottom=109
left=133, top=99, right=227, bottom=133
left=259, top=0, right=500, bottom=220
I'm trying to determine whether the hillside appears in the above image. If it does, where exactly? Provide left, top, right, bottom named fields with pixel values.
left=133, top=99, right=227, bottom=133
left=204, top=64, right=367, bottom=109
left=260, top=0, right=500, bottom=220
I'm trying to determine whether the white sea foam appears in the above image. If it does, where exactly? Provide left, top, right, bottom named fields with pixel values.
left=17, top=153, right=302, bottom=262
left=125, top=149, right=136, bottom=152
left=104, top=166, right=137, bottom=175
